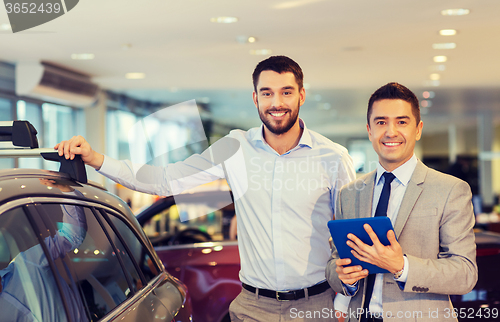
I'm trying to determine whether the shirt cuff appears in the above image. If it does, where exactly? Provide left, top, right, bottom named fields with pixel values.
left=395, top=255, right=409, bottom=282
left=342, top=280, right=358, bottom=296
left=97, top=155, right=120, bottom=177
left=334, top=293, right=351, bottom=314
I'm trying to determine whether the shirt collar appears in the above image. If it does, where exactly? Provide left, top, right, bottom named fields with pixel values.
left=251, top=118, right=312, bottom=149
left=376, top=154, right=418, bottom=186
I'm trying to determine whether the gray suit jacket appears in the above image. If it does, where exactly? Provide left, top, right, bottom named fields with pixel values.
left=326, top=160, right=478, bottom=321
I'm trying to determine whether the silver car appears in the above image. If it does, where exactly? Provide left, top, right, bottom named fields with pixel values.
left=0, top=121, right=193, bottom=322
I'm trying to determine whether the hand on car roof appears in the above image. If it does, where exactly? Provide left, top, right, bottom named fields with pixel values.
left=55, top=135, right=104, bottom=170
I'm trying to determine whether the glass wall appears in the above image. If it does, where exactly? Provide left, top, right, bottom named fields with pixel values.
left=41, top=103, right=86, bottom=170
left=17, top=100, right=43, bottom=169
left=0, top=97, right=14, bottom=168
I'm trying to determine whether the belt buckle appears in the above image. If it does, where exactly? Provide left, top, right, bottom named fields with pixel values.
left=276, top=291, right=291, bottom=301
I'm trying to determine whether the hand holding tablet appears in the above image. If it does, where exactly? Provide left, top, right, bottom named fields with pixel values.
left=328, top=217, right=396, bottom=274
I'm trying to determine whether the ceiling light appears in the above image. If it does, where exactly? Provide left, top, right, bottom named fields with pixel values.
left=430, top=73, right=440, bottom=81
left=421, top=100, right=432, bottom=108
left=210, top=16, right=238, bottom=23
left=439, top=29, right=457, bottom=36
left=422, top=91, right=435, bottom=99
left=441, top=9, right=470, bottom=16
left=433, top=56, right=447, bottom=63
left=274, top=0, right=324, bottom=9
left=1, top=23, right=11, bottom=30
left=250, top=49, right=272, bottom=55
left=236, top=35, right=257, bottom=44
left=125, top=73, right=145, bottom=79
left=432, top=43, right=456, bottom=50
left=71, top=53, right=95, bottom=60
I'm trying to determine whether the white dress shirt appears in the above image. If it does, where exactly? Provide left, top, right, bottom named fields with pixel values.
left=98, top=119, right=355, bottom=291
left=368, top=154, right=417, bottom=314
left=335, top=155, right=417, bottom=314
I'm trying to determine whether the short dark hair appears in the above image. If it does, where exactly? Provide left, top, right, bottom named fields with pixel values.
left=367, top=82, right=420, bottom=126
left=252, top=56, right=304, bottom=92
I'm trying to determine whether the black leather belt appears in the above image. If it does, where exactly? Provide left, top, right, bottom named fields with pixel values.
left=242, top=281, right=330, bottom=301
left=363, top=314, right=383, bottom=322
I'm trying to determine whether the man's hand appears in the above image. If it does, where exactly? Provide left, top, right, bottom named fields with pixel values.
left=336, top=258, right=369, bottom=285
left=347, top=224, right=404, bottom=274
left=54, top=135, right=104, bottom=170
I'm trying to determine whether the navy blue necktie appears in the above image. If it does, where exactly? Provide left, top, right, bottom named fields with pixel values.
left=361, top=172, right=395, bottom=321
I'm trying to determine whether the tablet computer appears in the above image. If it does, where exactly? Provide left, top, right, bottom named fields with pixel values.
left=327, top=217, right=395, bottom=274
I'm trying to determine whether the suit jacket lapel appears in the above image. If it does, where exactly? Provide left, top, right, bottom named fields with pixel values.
left=394, top=160, right=427, bottom=237
left=356, top=171, right=376, bottom=219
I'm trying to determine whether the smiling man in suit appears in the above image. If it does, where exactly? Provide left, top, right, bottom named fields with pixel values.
left=326, top=82, right=477, bottom=322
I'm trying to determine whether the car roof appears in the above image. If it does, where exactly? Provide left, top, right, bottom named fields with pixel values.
left=0, top=167, right=132, bottom=216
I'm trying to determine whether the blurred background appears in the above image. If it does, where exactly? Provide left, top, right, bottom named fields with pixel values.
left=1, top=0, right=500, bottom=224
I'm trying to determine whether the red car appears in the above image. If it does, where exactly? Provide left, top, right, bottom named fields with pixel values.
left=137, top=190, right=500, bottom=322
left=137, top=190, right=239, bottom=322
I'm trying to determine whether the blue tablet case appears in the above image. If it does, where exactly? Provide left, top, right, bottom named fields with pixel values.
left=328, top=217, right=395, bottom=274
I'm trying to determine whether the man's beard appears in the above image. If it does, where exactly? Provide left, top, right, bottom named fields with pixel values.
left=258, top=100, right=300, bottom=135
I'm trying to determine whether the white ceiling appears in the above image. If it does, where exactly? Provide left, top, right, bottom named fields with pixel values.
left=1, top=0, right=500, bottom=137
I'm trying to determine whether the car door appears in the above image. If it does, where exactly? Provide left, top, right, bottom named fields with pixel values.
left=0, top=199, right=186, bottom=322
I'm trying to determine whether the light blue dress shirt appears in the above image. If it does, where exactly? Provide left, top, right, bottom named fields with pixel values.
left=98, top=119, right=356, bottom=291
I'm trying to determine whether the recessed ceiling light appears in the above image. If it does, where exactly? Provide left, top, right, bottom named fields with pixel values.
left=250, top=49, right=272, bottom=55
left=1, top=23, right=11, bottom=30
left=126, top=73, right=145, bottom=79
left=430, top=73, right=440, bottom=81
left=439, top=29, right=457, bottom=36
left=236, top=35, right=257, bottom=44
left=433, top=56, right=447, bottom=63
left=432, top=43, right=456, bottom=50
left=210, top=16, right=238, bottom=23
left=441, top=9, right=470, bottom=16
left=71, top=53, right=95, bottom=60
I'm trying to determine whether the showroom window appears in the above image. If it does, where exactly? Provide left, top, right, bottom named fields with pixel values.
left=0, top=97, right=14, bottom=168
left=17, top=100, right=43, bottom=169
left=42, top=103, right=85, bottom=170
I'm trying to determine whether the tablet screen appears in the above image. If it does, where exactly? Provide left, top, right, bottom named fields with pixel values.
left=328, top=217, right=395, bottom=274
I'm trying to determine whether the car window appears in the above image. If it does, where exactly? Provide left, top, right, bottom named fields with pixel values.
left=100, top=209, right=160, bottom=288
left=35, top=203, right=140, bottom=321
left=104, top=210, right=161, bottom=283
left=0, top=206, right=71, bottom=322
